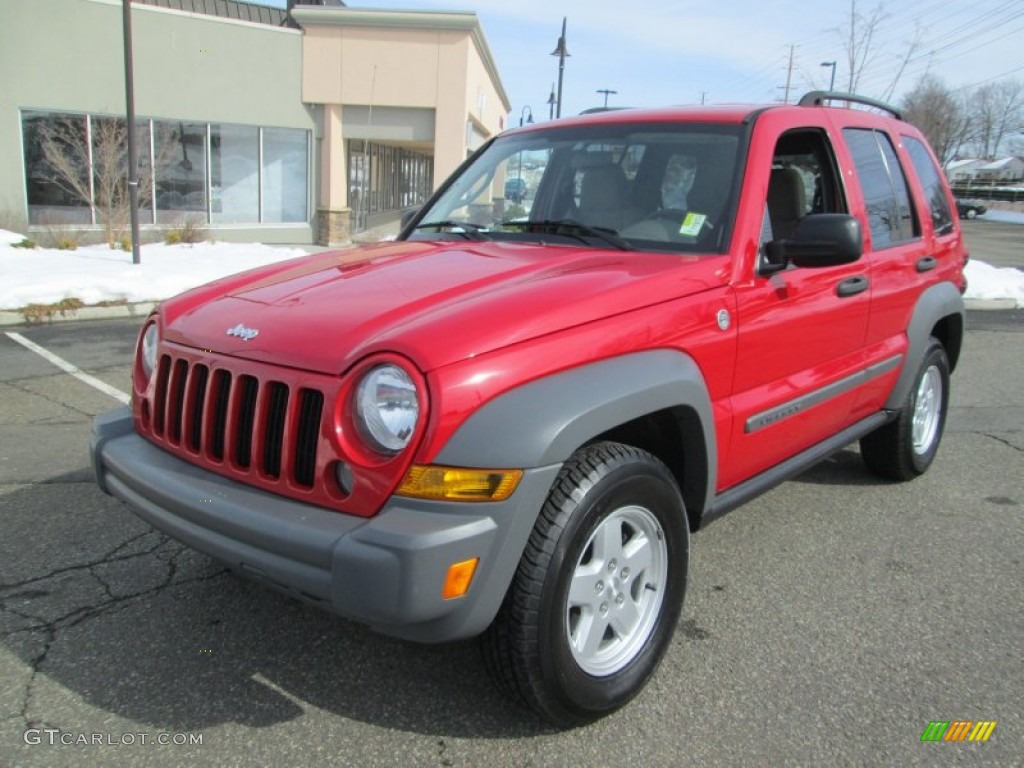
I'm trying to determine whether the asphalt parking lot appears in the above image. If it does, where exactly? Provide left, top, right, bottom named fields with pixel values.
left=1, top=245, right=1022, bottom=765
left=961, top=216, right=1024, bottom=269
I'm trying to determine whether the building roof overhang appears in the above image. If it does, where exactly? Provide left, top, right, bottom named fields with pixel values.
left=291, top=7, right=511, bottom=112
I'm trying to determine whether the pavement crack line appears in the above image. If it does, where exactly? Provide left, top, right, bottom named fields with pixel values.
left=17, top=624, right=57, bottom=729
left=3, top=378, right=95, bottom=419
left=980, top=432, right=1024, bottom=453
left=0, top=533, right=171, bottom=591
left=5, top=565, right=229, bottom=730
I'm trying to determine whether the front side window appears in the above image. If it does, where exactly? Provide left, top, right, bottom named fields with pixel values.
left=763, top=128, right=846, bottom=244
left=843, top=128, right=920, bottom=248
left=407, top=122, right=743, bottom=254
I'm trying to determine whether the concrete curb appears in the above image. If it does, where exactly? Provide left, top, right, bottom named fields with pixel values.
left=964, top=298, right=1018, bottom=311
left=0, top=302, right=157, bottom=328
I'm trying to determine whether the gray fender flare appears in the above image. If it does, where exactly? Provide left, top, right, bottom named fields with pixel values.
left=884, top=282, right=964, bottom=410
left=436, top=349, right=717, bottom=514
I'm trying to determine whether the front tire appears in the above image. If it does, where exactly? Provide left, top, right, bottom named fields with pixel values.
left=861, top=338, right=950, bottom=480
left=482, top=442, right=688, bottom=727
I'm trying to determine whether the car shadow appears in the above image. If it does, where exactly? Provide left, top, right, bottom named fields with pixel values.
left=788, top=446, right=896, bottom=487
left=0, top=471, right=550, bottom=738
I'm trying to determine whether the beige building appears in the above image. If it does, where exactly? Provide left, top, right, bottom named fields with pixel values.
left=0, top=0, right=510, bottom=245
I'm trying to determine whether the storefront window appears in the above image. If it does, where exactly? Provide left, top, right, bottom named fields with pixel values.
left=155, top=121, right=207, bottom=224
left=211, top=124, right=258, bottom=223
left=21, top=111, right=92, bottom=225
left=22, top=111, right=309, bottom=229
left=262, top=128, right=308, bottom=223
left=347, top=139, right=434, bottom=231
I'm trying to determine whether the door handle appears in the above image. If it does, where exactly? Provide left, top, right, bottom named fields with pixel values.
left=836, top=275, right=869, bottom=297
left=916, top=256, right=937, bottom=273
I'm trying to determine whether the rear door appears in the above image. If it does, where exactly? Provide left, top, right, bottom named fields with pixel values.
left=831, top=118, right=933, bottom=419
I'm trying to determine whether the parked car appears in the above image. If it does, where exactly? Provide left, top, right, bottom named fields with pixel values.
left=956, top=199, right=987, bottom=219
left=504, top=176, right=528, bottom=202
left=92, top=90, right=966, bottom=728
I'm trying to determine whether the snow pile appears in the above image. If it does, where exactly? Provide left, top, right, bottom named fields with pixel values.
left=0, top=228, right=26, bottom=246
left=964, top=260, right=1024, bottom=307
left=0, top=230, right=307, bottom=310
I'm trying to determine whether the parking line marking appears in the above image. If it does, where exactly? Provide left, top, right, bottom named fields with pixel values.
left=5, top=331, right=131, bottom=404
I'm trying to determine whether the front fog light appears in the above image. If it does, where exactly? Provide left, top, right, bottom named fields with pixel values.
left=140, top=322, right=159, bottom=379
left=355, top=364, right=420, bottom=454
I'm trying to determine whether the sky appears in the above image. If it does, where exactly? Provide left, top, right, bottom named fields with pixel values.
left=263, top=0, right=1024, bottom=122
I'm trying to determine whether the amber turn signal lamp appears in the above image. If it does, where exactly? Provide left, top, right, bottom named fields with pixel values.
left=443, top=558, right=479, bottom=600
left=396, top=465, right=523, bottom=502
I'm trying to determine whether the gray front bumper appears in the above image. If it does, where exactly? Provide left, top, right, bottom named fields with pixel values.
left=90, top=407, right=560, bottom=642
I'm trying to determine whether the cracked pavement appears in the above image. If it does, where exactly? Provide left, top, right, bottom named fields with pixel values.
left=1, top=312, right=1022, bottom=767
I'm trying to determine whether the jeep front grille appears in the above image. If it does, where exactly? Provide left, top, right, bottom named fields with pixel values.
left=149, top=353, right=326, bottom=490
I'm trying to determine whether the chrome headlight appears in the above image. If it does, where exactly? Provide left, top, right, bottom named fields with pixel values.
left=140, top=322, right=159, bottom=379
left=355, top=364, right=420, bottom=454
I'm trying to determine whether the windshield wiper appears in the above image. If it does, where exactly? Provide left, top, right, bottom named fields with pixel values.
left=413, top=220, right=489, bottom=240
left=500, top=219, right=634, bottom=251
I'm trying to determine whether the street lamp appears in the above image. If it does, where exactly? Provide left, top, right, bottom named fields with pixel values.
left=515, top=107, right=534, bottom=201
left=820, top=61, right=837, bottom=91
left=550, top=17, right=569, bottom=118
left=596, top=88, right=617, bottom=108
left=547, top=84, right=557, bottom=120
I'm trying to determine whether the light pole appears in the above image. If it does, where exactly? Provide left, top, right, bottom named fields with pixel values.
left=596, top=88, right=617, bottom=108
left=821, top=61, right=837, bottom=91
left=547, top=84, right=557, bottom=120
left=122, top=0, right=141, bottom=264
left=516, top=109, right=532, bottom=204
left=550, top=17, right=569, bottom=118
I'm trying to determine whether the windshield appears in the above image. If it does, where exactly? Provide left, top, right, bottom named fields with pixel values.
left=405, top=122, right=743, bottom=253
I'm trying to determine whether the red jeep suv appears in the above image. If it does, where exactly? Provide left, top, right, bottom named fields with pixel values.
left=92, top=91, right=966, bottom=727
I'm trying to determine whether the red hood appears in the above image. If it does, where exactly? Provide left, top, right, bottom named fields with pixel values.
left=160, top=240, right=727, bottom=374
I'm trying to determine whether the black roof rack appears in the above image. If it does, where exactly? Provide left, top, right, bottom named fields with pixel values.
left=797, top=91, right=903, bottom=121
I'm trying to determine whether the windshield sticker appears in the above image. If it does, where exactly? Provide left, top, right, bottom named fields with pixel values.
left=678, top=212, right=706, bottom=237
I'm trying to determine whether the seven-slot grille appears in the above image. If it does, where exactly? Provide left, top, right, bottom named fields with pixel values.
left=149, top=352, right=326, bottom=489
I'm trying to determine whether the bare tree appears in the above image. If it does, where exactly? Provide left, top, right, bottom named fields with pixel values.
left=901, top=75, right=970, bottom=165
left=37, top=116, right=173, bottom=245
left=840, top=0, right=887, bottom=93
left=830, top=0, right=921, bottom=102
left=967, top=79, right=1024, bottom=159
left=880, top=26, right=923, bottom=103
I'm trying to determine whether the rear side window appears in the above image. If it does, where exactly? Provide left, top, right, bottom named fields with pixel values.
left=843, top=128, right=920, bottom=248
left=903, top=136, right=954, bottom=234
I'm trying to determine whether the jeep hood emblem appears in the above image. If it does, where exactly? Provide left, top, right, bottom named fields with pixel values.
left=226, top=323, right=259, bottom=341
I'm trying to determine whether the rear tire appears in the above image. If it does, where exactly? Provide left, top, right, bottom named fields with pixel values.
left=482, top=442, right=688, bottom=727
left=861, top=338, right=950, bottom=481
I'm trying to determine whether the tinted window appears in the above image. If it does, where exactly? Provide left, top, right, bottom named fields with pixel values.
left=903, top=136, right=954, bottom=233
left=843, top=128, right=919, bottom=248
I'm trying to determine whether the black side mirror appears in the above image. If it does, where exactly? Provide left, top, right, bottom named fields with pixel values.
left=761, top=213, right=863, bottom=275
left=399, top=206, right=422, bottom=234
